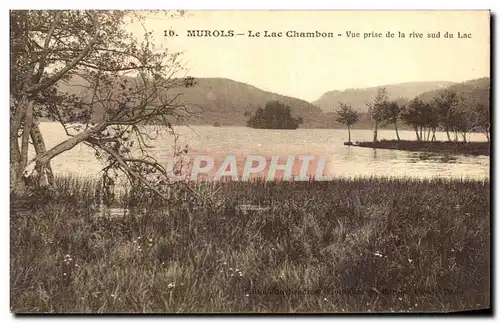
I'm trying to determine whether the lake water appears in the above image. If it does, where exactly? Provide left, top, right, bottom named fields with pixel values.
left=35, top=122, right=490, bottom=180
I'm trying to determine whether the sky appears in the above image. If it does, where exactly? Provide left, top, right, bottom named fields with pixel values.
left=126, top=10, right=490, bottom=102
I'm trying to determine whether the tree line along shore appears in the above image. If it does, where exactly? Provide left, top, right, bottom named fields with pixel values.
left=333, top=86, right=489, bottom=155
left=345, top=140, right=490, bottom=156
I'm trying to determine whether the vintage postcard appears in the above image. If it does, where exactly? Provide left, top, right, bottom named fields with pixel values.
left=10, top=10, right=490, bottom=314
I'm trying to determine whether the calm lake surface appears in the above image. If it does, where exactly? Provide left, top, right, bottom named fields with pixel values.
left=35, top=122, right=490, bottom=180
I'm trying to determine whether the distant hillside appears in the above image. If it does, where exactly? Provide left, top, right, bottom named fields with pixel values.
left=173, top=78, right=330, bottom=128
left=313, top=81, right=455, bottom=113
left=417, top=77, right=490, bottom=107
left=56, top=77, right=489, bottom=129
left=58, top=76, right=328, bottom=128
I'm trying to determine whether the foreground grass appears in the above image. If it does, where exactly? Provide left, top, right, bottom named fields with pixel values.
left=348, top=140, right=490, bottom=156
left=11, top=177, right=490, bottom=313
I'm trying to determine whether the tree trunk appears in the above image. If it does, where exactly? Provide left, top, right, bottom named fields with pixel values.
left=347, top=125, right=351, bottom=144
left=30, top=121, right=54, bottom=184
left=432, top=128, right=436, bottom=141
left=18, top=102, right=34, bottom=180
left=19, top=121, right=108, bottom=194
left=413, top=126, right=420, bottom=141
left=373, top=122, right=378, bottom=142
left=394, top=122, right=400, bottom=141
left=446, top=128, right=451, bottom=141
left=10, top=103, right=57, bottom=196
left=426, top=127, right=431, bottom=141
left=10, top=137, right=25, bottom=196
left=10, top=96, right=29, bottom=196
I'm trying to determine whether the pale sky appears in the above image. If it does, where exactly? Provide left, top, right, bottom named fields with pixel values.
left=126, top=10, right=490, bottom=102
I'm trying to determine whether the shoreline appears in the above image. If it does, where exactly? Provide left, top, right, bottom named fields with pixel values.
left=345, top=140, right=490, bottom=156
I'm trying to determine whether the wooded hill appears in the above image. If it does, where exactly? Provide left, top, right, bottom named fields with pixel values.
left=56, top=76, right=489, bottom=129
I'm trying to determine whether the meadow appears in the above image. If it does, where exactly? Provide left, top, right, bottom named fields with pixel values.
left=10, top=176, right=490, bottom=313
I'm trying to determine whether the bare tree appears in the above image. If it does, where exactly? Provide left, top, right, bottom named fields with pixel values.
left=433, top=90, right=461, bottom=142
left=335, top=103, right=359, bottom=144
left=383, top=99, right=405, bottom=141
left=366, top=87, right=388, bottom=142
left=474, top=103, right=490, bottom=142
left=10, top=10, right=194, bottom=198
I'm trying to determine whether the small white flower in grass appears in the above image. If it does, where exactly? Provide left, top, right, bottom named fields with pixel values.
left=223, top=262, right=227, bottom=265
left=398, top=297, right=403, bottom=301
left=324, top=298, right=328, bottom=301
left=63, top=272, right=67, bottom=276
left=149, top=238, right=153, bottom=242
left=408, top=258, right=413, bottom=263
left=245, top=294, right=249, bottom=297
left=167, top=282, right=175, bottom=289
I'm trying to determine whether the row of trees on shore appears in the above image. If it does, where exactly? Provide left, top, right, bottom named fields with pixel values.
left=336, top=87, right=490, bottom=143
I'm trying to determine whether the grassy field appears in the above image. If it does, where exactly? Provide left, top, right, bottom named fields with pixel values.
left=10, top=176, right=490, bottom=313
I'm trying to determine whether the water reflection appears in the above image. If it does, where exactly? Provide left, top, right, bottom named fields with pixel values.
left=437, top=155, right=458, bottom=164
left=408, top=152, right=458, bottom=164
left=342, top=147, right=355, bottom=162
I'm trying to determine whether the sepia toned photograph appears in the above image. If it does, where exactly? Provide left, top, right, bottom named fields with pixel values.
left=9, top=10, right=490, bottom=314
